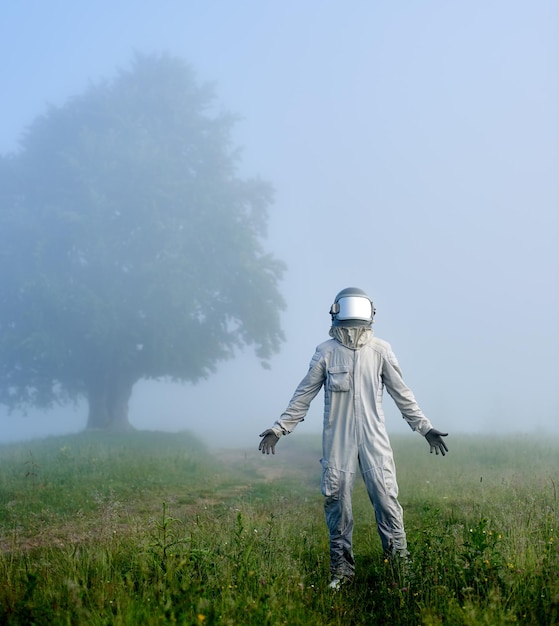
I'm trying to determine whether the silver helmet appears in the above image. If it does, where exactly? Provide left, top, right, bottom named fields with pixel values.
left=329, top=287, right=376, bottom=327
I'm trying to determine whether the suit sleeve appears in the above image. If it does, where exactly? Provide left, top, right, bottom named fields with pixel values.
left=271, top=350, right=326, bottom=436
left=382, top=347, right=433, bottom=436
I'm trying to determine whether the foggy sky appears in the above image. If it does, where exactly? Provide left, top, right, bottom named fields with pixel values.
left=1, top=2, right=558, bottom=446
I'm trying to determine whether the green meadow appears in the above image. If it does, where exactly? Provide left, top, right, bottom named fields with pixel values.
left=0, top=430, right=557, bottom=625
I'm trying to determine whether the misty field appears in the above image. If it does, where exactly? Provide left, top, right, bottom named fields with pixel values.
left=0, top=431, right=557, bottom=625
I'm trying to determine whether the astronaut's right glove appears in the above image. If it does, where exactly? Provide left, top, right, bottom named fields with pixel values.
left=425, top=428, right=449, bottom=456
left=259, top=429, right=280, bottom=455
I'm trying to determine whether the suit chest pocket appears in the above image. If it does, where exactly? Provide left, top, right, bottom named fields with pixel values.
left=327, top=366, right=351, bottom=392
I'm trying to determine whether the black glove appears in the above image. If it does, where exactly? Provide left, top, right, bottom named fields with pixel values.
left=425, top=428, right=449, bottom=456
left=259, top=429, right=280, bottom=455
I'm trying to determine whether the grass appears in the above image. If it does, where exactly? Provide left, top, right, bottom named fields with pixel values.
left=0, top=430, right=557, bottom=625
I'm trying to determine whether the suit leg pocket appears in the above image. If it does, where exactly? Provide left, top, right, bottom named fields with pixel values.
left=321, top=459, right=340, bottom=498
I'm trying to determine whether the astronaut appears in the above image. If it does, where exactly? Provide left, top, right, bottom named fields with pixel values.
left=258, top=288, right=448, bottom=589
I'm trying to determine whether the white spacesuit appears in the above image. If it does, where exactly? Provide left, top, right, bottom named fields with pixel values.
left=259, top=288, right=448, bottom=589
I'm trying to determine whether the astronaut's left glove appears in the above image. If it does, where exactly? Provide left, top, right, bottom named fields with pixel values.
left=425, top=428, right=449, bottom=456
left=259, top=429, right=280, bottom=455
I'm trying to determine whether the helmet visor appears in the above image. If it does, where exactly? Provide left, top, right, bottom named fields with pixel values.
left=337, top=296, right=373, bottom=322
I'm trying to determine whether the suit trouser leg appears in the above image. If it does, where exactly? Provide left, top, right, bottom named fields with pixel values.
left=359, top=455, right=407, bottom=556
left=323, top=469, right=357, bottom=577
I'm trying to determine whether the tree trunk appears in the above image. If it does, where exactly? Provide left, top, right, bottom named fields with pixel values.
left=85, top=373, right=135, bottom=431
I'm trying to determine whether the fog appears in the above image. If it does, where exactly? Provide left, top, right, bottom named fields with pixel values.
left=1, top=2, right=558, bottom=446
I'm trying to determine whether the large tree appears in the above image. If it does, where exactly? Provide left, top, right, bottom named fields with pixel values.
left=0, top=54, right=285, bottom=430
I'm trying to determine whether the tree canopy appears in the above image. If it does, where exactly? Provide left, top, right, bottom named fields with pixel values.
left=0, top=53, right=285, bottom=430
